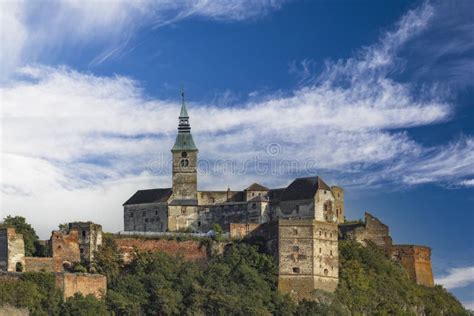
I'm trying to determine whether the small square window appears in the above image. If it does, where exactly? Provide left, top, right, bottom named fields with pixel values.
left=293, top=228, right=298, bottom=235
left=293, top=267, right=300, bottom=274
left=292, top=246, right=299, bottom=252
left=252, top=203, right=257, bottom=209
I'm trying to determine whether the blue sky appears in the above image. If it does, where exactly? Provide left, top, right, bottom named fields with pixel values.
left=1, top=0, right=473, bottom=308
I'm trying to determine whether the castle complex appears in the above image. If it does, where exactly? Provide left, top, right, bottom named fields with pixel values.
left=123, top=96, right=344, bottom=297
left=123, top=96, right=435, bottom=300
left=0, top=95, right=434, bottom=303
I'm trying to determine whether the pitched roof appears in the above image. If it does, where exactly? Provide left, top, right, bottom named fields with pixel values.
left=280, top=176, right=331, bottom=201
left=123, top=188, right=172, bottom=205
left=246, top=183, right=269, bottom=191
left=268, top=188, right=285, bottom=200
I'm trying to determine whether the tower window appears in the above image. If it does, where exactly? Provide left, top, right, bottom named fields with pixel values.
left=181, top=151, right=188, bottom=158
left=293, top=267, right=300, bottom=274
left=180, top=159, right=189, bottom=167
left=130, top=212, right=134, bottom=218
left=330, top=250, right=333, bottom=256
left=292, top=246, right=299, bottom=252
left=295, top=205, right=300, bottom=214
left=142, top=211, right=146, bottom=217
left=319, top=248, right=322, bottom=253
left=252, top=203, right=257, bottom=209
left=293, top=228, right=298, bottom=235
left=82, top=230, right=86, bottom=238
left=324, top=269, right=329, bottom=276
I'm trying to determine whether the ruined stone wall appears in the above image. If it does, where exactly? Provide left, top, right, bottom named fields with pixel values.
left=339, top=212, right=393, bottom=252
left=124, top=202, right=168, bottom=232
left=278, top=219, right=338, bottom=301
left=68, top=222, right=103, bottom=263
left=114, top=237, right=208, bottom=264
left=391, top=245, right=434, bottom=287
left=23, top=257, right=55, bottom=272
left=0, top=228, right=25, bottom=272
left=330, top=186, right=344, bottom=223
left=56, top=273, right=107, bottom=300
left=50, top=230, right=81, bottom=271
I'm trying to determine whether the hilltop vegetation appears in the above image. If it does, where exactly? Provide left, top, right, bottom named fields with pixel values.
left=0, top=216, right=468, bottom=315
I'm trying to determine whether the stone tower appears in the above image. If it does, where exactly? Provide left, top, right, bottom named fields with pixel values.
left=330, top=186, right=344, bottom=223
left=171, top=92, right=198, bottom=202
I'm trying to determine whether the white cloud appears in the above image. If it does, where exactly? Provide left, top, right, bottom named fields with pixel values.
left=436, top=266, right=474, bottom=290
left=459, top=179, right=474, bottom=187
left=1, top=1, right=473, bottom=237
left=0, top=0, right=286, bottom=76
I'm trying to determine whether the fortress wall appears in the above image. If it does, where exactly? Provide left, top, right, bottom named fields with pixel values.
left=278, top=219, right=338, bottom=301
left=339, top=212, right=392, bottom=252
left=56, top=273, right=107, bottom=300
left=114, top=238, right=208, bottom=264
left=24, top=257, right=55, bottom=272
left=50, top=230, right=81, bottom=272
left=391, top=245, right=434, bottom=287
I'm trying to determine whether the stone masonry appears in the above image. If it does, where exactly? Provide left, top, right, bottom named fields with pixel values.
left=0, top=228, right=25, bottom=272
left=278, top=219, right=338, bottom=300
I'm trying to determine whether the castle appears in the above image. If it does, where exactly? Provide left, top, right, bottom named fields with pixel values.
left=123, top=95, right=344, bottom=297
left=123, top=95, right=435, bottom=300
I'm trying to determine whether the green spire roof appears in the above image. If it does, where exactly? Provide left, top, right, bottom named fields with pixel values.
left=172, top=91, right=198, bottom=151
left=179, top=101, right=189, bottom=118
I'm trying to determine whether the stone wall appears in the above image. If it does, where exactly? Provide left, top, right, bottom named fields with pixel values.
left=330, top=186, right=344, bottom=223
left=278, top=219, right=338, bottom=301
left=229, top=223, right=262, bottom=239
left=391, top=245, right=434, bottom=287
left=0, top=306, right=29, bottom=316
left=339, top=212, right=393, bottom=252
left=56, top=273, right=107, bottom=300
left=68, top=222, right=103, bottom=263
left=0, top=228, right=25, bottom=272
left=23, top=257, right=55, bottom=272
left=124, top=202, right=168, bottom=232
left=114, top=237, right=208, bottom=264
left=50, top=230, right=81, bottom=272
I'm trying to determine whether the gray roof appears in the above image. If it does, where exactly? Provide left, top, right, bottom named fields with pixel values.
left=280, top=176, right=331, bottom=201
left=246, top=183, right=269, bottom=191
left=123, top=188, right=172, bottom=205
left=172, top=133, right=198, bottom=151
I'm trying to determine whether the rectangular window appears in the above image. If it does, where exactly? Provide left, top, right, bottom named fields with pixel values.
left=252, top=203, right=257, bottom=209
left=295, top=205, right=300, bottom=214
left=292, top=245, right=299, bottom=252
left=293, top=267, right=300, bottom=274
left=130, top=212, right=134, bottom=218
left=155, top=210, right=158, bottom=215
left=142, top=211, right=146, bottom=217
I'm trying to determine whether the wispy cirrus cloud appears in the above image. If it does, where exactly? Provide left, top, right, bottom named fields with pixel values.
left=1, top=1, right=473, bottom=237
left=436, top=266, right=474, bottom=290
left=0, top=0, right=287, bottom=77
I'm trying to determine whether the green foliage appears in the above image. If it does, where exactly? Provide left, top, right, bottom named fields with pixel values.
left=92, top=235, right=123, bottom=284
left=3, top=215, right=39, bottom=256
left=336, top=240, right=468, bottom=315
left=0, top=272, right=62, bottom=315
left=61, top=294, right=108, bottom=316
left=72, top=263, right=88, bottom=273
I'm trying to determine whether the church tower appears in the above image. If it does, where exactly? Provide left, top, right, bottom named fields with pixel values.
left=171, top=91, right=198, bottom=202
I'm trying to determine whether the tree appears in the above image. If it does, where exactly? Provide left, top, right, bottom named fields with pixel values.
left=3, top=215, right=39, bottom=256
left=62, top=294, right=108, bottom=316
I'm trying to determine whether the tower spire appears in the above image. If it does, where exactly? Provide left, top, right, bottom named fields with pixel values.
left=172, top=89, right=197, bottom=151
